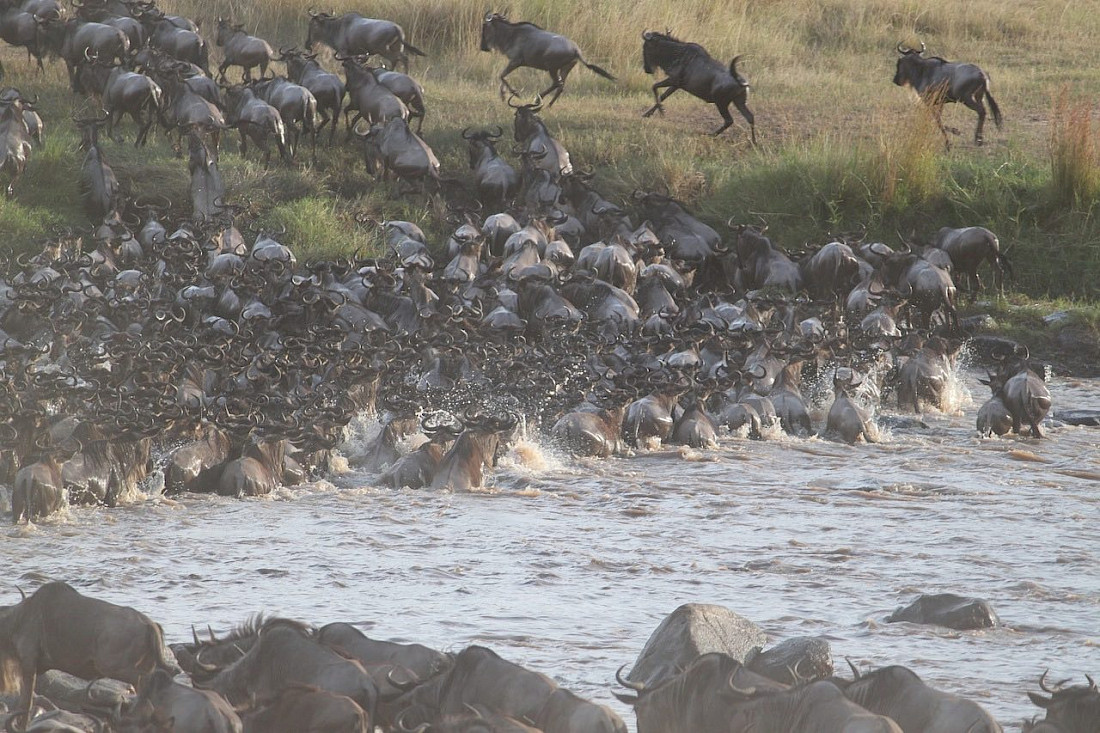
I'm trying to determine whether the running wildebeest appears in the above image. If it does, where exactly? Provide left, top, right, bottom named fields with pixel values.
left=305, top=9, right=425, bottom=73
left=893, top=41, right=1003, bottom=147
left=640, top=30, right=755, bottom=142
left=480, top=12, right=615, bottom=107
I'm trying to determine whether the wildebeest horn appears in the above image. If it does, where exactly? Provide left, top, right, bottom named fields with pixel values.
left=192, top=625, right=201, bottom=646
left=615, top=664, right=646, bottom=692
left=846, top=658, right=861, bottom=680
left=208, top=625, right=216, bottom=642
left=307, top=6, right=319, bottom=17
left=727, top=673, right=755, bottom=696
left=896, top=42, right=908, bottom=54
left=918, top=40, right=926, bottom=54
left=1038, top=669, right=1053, bottom=692
left=506, top=93, right=521, bottom=109
left=462, top=703, right=482, bottom=718
left=1087, top=674, right=1096, bottom=690
left=394, top=709, right=431, bottom=733
left=461, top=126, right=474, bottom=139
left=16, top=586, right=26, bottom=602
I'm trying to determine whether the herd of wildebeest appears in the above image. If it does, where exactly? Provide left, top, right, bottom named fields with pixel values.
left=0, top=2, right=1082, bottom=731
left=0, top=0, right=1056, bottom=518
left=0, top=582, right=1096, bottom=732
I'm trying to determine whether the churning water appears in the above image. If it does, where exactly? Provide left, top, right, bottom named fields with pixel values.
left=1, top=369, right=1097, bottom=729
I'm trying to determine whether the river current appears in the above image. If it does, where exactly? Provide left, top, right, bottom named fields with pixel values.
left=1, top=367, right=1097, bottom=729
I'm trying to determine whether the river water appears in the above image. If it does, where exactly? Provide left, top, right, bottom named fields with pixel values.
left=1, top=368, right=1097, bottom=730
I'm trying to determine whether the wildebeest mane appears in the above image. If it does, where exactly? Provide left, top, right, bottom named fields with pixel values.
left=643, top=31, right=714, bottom=69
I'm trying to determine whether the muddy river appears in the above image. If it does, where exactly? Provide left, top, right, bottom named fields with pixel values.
left=2, top=367, right=1097, bottom=729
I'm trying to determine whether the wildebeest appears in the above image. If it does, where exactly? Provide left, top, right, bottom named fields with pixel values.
left=358, top=117, right=440, bottom=192
left=893, top=42, right=1002, bottom=146
left=192, top=618, right=377, bottom=725
left=0, top=91, right=35, bottom=197
left=395, top=644, right=626, bottom=733
left=723, top=680, right=903, bottom=732
left=282, top=48, right=345, bottom=144
left=11, top=442, right=68, bottom=523
left=250, top=76, right=318, bottom=159
left=480, top=12, right=614, bottom=106
left=340, top=57, right=408, bottom=133
left=732, top=224, right=803, bottom=292
left=77, top=114, right=121, bottom=222
left=428, top=411, right=515, bottom=491
left=40, top=17, right=130, bottom=88
left=371, top=66, right=425, bottom=134
left=74, top=58, right=162, bottom=146
left=510, top=94, right=571, bottom=180
left=316, top=622, right=452, bottom=682
left=222, top=84, right=287, bottom=165
left=187, top=128, right=224, bottom=221
left=241, top=685, right=369, bottom=733
left=836, top=664, right=1002, bottom=733
left=215, top=19, right=276, bottom=82
left=932, top=226, right=1012, bottom=296
left=462, top=127, right=520, bottom=205
left=986, top=346, right=1052, bottom=438
left=146, top=16, right=209, bottom=73
left=0, top=581, right=180, bottom=731
left=613, top=653, right=788, bottom=733
left=824, top=368, right=877, bottom=444
left=896, top=336, right=959, bottom=413
left=0, top=7, right=50, bottom=69
left=1026, top=671, right=1100, bottom=733
left=115, top=668, right=243, bottom=733
left=641, top=30, right=755, bottom=141
left=306, top=9, right=425, bottom=72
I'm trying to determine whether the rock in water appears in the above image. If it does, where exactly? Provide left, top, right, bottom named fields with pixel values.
left=886, top=593, right=999, bottom=630
left=749, top=636, right=834, bottom=684
left=627, top=603, right=767, bottom=687
left=1054, top=409, right=1100, bottom=427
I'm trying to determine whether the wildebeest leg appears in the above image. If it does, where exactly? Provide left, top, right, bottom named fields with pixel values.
left=540, top=71, right=565, bottom=107
left=962, top=93, right=986, bottom=145
left=217, top=61, right=228, bottom=82
left=643, top=80, right=677, bottom=117
left=712, top=103, right=735, bottom=136
left=137, top=113, right=154, bottom=147
left=238, top=128, right=248, bottom=158
left=498, top=59, right=523, bottom=100
left=929, top=103, right=952, bottom=150
left=734, top=99, right=756, bottom=144
left=1030, top=420, right=1044, bottom=439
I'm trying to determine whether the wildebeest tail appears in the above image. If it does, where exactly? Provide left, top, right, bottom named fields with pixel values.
left=581, top=58, right=616, bottom=81
left=148, top=623, right=183, bottom=676
left=985, top=86, right=1003, bottom=129
left=273, top=116, right=286, bottom=147
left=404, top=40, right=427, bottom=57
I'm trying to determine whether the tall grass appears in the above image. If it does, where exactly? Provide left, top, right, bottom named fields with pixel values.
left=1049, top=90, right=1100, bottom=210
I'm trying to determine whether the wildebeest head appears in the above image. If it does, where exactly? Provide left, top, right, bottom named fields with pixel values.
left=508, top=94, right=544, bottom=140
left=1027, top=671, right=1100, bottom=733
left=480, top=12, right=507, bottom=53
left=304, top=9, right=335, bottom=49
left=893, top=41, right=927, bottom=88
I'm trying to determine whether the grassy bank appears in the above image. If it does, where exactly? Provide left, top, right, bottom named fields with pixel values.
left=1, top=0, right=1099, bottom=301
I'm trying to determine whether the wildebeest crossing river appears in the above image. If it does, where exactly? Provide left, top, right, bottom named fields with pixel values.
left=1, top=368, right=1097, bottom=729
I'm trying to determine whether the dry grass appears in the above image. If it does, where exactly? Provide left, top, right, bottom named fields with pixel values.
left=1049, top=89, right=1100, bottom=209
